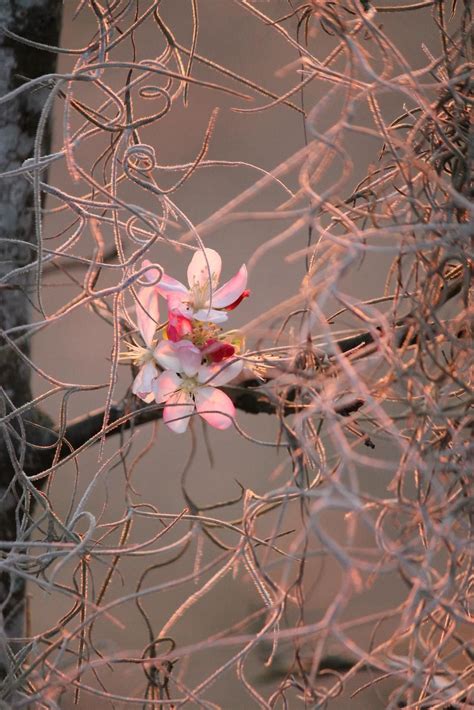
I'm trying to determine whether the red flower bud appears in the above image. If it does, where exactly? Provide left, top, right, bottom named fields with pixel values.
left=167, top=310, right=193, bottom=342
left=202, top=339, right=235, bottom=363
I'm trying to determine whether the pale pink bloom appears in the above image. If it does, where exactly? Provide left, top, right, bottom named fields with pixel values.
left=152, top=340, right=243, bottom=433
left=131, top=279, right=160, bottom=404
left=144, top=248, right=248, bottom=324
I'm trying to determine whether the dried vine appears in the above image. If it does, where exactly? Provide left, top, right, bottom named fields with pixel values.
left=0, top=1, right=472, bottom=707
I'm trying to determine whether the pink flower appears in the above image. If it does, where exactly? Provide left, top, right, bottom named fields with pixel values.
left=152, top=341, right=243, bottom=433
left=146, top=248, right=248, bottom=324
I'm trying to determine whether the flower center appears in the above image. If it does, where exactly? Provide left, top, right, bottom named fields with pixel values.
left=190, top=283, right=209, bottom=310
left=137, top=347, right=155, bottom=366
left=191, top=320, right=220, bottom=347
left=190, top=273, right=218, bottom=310
left=180, top=375, right=198, bottom=393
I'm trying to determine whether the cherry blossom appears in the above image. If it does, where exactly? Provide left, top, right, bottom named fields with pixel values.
left=123, top=251, right=248, bottom=430
left=150, top=248, right=248, bottom=324
left=152, top=340, right=243, bottom=433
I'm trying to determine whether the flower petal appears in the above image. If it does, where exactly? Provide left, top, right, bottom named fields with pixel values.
left=224, top=289, right=250, bottom=312
left=153, top=340, right=183, bottom=371
left=154, top=340, right=201, bottom=373
left=193, top=307, right=229, bottom=324
left=139, top=259, right=159, bottom=283
left=139, top=258, right=187, bottom=294
left=132, top=361, right=158, bottom=400
left=172, top=302, right=194, bottom=320
left=212, top=265, right=248, bottom=308
left=136, top=286, right=159, bottom=347
left=167, top=307, right=193, bottom=342
left=197, top=358, right=243, bottom=386
left=163, top=391, right=195, bottom=433
left=195, top=386, right=235, bottom=430
left=187, top=248, right=222, bottom=289
left=155, top=273, right=188, bottom=297
left=178, top=345, right=202, bottom=377
left=153, top=370, right=182, bottom=403
left=164, top=293, right=193, bottom=321
left=202, top=339, right=235, bottom=363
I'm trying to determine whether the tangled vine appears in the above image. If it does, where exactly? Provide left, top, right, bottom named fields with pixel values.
left=0, top=0, right=472, bottom=707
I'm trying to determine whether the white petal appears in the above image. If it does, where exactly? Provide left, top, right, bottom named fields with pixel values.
left=136, top=286, right=159, bottom=347
left=163, top=391, right=195, bottom=433
left=187, top=248, right=222, bottom=289
left=154, top=340, right=201, bottom=374
left=193, top=307, right=229, bottom=324
left=194, top=386, right=235, bottom=430
left=132, top=361, right=157, bottom=399
left=212, top=265, right=248, bottom=308
left=198, top=359, right=243, bottom=386
left=141, top=259, right=188, bottom=295
left=153, top=340, right=182, bottom=371
left=178, top=345, right=202, bottom=377
left=156, top=273, right=188, bottom=297
left=153, top=370, right=182, bottom=403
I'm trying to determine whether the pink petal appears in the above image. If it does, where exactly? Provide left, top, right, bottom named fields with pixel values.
left=197, top=358, right=243, bottom=386
left=178, top=345, right=202, bottom=377
left=141, top=259, right=162, bottom=284
left=154, top=340, right=201, bottom=373
left=136, top=286, right=159, bottom=347
left=166, top=293, right=193, bottom=321
left=132, top=361, right=157, bottom=400
left=155, top=273, right=188, bottom=297
left=212, top=265, right=248, bottom=309
left=202, top=339, right=235, bottom=363
left=194, top=386, right=235, bottom=430
left=163, top=391, right=195, bottom=433
left=187, top=248, right=222, bottom=289
left=224, top=289, right=250, bottom=312
left=153, top=370, right=182, bottom=403
left=167, top=309, right=193, bottom=342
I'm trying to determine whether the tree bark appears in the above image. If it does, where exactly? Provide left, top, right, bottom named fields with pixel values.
left=0, top=0, right=62, bottom=691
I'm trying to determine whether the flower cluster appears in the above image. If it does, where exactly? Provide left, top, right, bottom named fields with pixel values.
left=124, top=248, right=249, bottom=433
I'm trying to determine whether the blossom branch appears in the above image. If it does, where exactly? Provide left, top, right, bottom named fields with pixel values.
left=59, top=272, right=465, bottom=456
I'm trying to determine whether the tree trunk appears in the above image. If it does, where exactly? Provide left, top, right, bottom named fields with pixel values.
left=0, top=0, right=62, bottom=692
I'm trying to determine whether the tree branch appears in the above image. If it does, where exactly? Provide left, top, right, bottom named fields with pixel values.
left=58, top=272, right=465, bottom=456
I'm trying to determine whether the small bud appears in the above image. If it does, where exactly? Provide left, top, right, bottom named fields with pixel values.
left=202, top=339, right=235, bottom=363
